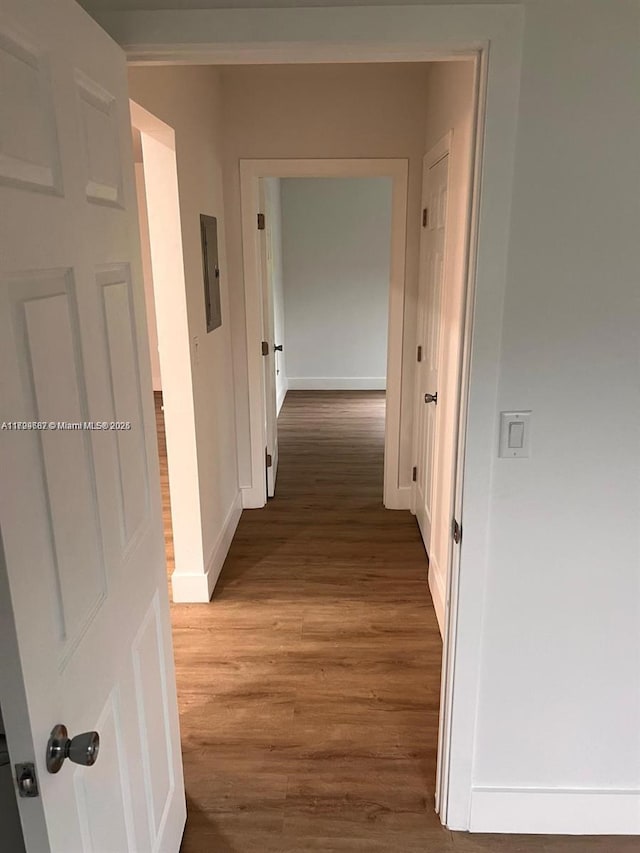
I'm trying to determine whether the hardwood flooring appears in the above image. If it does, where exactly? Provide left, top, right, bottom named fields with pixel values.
left=155, top=392, right=174, bottom=580
left=155, top=391, right=635, bottom=853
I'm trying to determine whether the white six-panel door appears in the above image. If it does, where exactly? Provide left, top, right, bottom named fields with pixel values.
left=259, top=179, right=279, bottom=497
left=0, top=0, right=185, bottom=850
left=414, top=151, right=450, bottom=580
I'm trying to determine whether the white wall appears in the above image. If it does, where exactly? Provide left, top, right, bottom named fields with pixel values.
left=469, top=0, right=640, bottom=830
left=129, top=67, right=241, bottom=602
left=220, top=63, right=431, bottom=490
left=262, top=178, right=288, bottom=413
left=280, top=177, right=392, bottom=390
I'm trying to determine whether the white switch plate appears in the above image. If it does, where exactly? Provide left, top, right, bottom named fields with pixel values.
left=499, top=411, right=531, bottom=458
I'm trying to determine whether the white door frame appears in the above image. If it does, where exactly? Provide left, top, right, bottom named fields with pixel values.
left=239, top=159, right=408, bottom=510
left=106, top=1, right=524, bottom=829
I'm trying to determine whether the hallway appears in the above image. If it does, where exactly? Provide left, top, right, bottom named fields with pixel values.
left=163, top=392, right=635, bottom=853
left=173, top=390, right=442, bottom=851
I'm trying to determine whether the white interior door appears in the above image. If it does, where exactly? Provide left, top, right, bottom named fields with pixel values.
left=259, top=179, right=279, bottom=497
left=414, top=152, right=449, bottom=562
left=0, top=1, right=185, bottom=851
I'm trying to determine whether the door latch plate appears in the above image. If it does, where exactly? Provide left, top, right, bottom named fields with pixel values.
left=16, top=762, right=39, bottom=798
left=451, top=518, right=462, bottom=545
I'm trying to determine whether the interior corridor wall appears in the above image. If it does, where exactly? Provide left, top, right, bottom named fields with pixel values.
left=281, top=177, right=392, bottom=390
left=220, top=62, right=432, bottom=492
left=468, top=0, right=640, bottom=824
left=128, top=66, right=240, bottom=600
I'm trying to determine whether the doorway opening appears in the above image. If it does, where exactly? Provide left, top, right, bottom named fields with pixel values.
left=131, top=124, right=171, bottom=581
left=240, top=159, right=409, bottom=511
left=256, top=175, right=394, bottom=500
left=130, top=101, right=193, bottom=601
left=229, top=59, right=480, bottom=830
left=129, top=55, right=482, bottom=840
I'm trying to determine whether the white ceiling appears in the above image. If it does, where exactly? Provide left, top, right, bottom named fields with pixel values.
left=80, top=0, right=519, bottom=10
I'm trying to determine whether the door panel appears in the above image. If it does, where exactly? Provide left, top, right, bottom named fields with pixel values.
left=259, top=179, right=279, bottom=497
left=0, top=24, right=63, bottom=195
left=7, top=267, right=107, bottom=661
left=98, top=264, right=150, bottom=548
left=415, top=153, right=449, bottom=556
left=0, top=1, right=185, bottom=850
left=72, top=690, right=136, bottom=853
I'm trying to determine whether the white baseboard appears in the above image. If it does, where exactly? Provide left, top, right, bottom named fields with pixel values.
left=171, top=491, right=242, bottom=603
left=428, top=564, right=445, bottom=637
left=276, top=377, right=288, bottom=415
left=287, top=376, right=386, bottom=391
left=469, top=788, right=640, bottom=835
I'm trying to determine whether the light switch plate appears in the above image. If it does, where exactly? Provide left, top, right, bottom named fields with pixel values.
left=499, top=411, right=531, bottom=458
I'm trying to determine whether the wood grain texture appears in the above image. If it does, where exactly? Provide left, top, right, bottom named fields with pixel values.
left=155, top=391, right=175, bottom=578
left=155, top=391, right=634, bottom=852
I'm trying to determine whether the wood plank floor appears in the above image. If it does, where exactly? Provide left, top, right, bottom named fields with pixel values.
left=156, top=391, right=636, bottom=853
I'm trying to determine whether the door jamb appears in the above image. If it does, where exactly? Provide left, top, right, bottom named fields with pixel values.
left=239, top=158, right=409, bottom=510
left=434, top=52, right=487, bottom=826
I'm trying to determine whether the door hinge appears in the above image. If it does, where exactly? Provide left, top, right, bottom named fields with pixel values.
left=452, top=518, right=462, bottom=545
left=417, top=345, right=422, bottom=362
left=257, top=213, right=265, bottom=230
left=261, top=341, right=269, bottom=356
left=422, top=207, right=428, bottom=228
left=412, top=466, right=417, bottom=482
left=266, top=451, right=273, bottom=468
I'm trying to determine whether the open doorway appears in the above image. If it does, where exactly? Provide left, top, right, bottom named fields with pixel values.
left=129, top=101, right=195, bottom=601
left=258, top=175, right=394, bottom=499
left=131, top=126, right=171, bottom=579
left=240, top=158, right=409, bottom=511
left=122, top=53, right=508, bottom=844
left=125, top=58, right=479, bottom=847
left=224, top=58, right=481, bottom=837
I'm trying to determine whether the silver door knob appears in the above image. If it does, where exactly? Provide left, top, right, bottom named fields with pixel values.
left=46, top=724, right=100, bottom=774
left=424, top=392, right=438, bottom=404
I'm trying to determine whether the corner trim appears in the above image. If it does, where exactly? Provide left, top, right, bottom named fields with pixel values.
left=170, top=491, right=242, bottom=603
left=428, top=564, right=445, bottom=637
left=276, top=378, right=288, bottom=415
